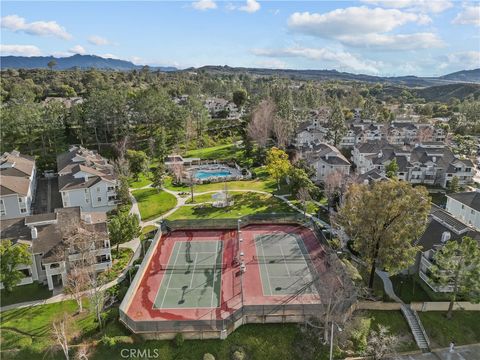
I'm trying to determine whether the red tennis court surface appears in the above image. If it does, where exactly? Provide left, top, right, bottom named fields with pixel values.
left=122, top=224, right=328, bottom=329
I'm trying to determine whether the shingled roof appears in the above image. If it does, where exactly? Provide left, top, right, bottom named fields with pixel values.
left=447, top=191, right=480, bottom=212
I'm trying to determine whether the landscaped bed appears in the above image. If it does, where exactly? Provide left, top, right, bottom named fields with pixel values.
left=168, top=193, right=296, bottom=220
left=132, top=188, right=177, bottom=220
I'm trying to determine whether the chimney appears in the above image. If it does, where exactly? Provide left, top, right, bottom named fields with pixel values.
left=432, top=156, right=436, bottom=163
left=84, top=174, right=89, bottom=182
left=84, top=214, right=92, bottom=224
left=31, top=227, right=38, bottom=239
left=441, top=231, right=451, bottom=243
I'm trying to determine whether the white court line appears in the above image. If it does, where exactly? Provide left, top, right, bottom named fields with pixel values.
left=278, top=244, right=291, bottom=277
left=159, top=242, right=182, bottom=309
left=259, top=237, right=274, bottom=295
left=188, top=253, right=199, bottom=289
left=209, top=241, right=220, bottom=308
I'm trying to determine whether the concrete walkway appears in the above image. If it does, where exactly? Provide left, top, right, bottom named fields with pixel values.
left=395, top=344, right=480, bottom=360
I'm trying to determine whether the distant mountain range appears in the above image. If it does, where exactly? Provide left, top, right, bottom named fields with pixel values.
left=0, top=54, right=177, bottom=72
left=188, top=65, right=480, bottom=87
left=1, top=55, right=479, bottom=88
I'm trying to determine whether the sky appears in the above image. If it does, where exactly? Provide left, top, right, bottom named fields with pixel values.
left=1, top=0, right=479, bottom=76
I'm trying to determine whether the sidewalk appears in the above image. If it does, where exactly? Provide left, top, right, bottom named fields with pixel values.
left=395, top=343, right=480, bottom=360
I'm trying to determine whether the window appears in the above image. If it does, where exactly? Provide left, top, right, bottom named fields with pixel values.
left=0, top=199, right=3, bottom=205
left=472, top=209, right=475, bottom=215
left=18, top=198, right=22, bottom=203
left=97, top=187, right=100, bottom=192
left=97, top=197, right=102, bottom=202
left=21, top=208, right=27, bottom=213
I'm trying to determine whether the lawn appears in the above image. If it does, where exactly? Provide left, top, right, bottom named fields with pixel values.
left=390, top=274, right=433, bottom=303
left=132, top=188, right=177, bottom=220
left=290, top=200, right=321, bottom=216
left=0, top=282, right=52, bottom=307
left=419, top=311, right=480, bottom=348
left=184, top=143, right=243, bottom=160
left=164, top=176, right=276, bottom=193
left=128, top=172, right=152, bottom=189
left=167, top=193, right=296, bottom=220
left=0, top=300, right=97, bottom=354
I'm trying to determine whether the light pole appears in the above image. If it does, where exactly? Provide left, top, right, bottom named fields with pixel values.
left=329, top=322, right=342, bottom=360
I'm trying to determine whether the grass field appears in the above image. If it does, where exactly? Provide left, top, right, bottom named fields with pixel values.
left=419, top=311, right=480, bottom=348
left=0, top=282, right=52, bottom=307
left=164, top=176, right=276, bottom=193
left=167, top=193, right=295, bottom=220
left=128, top=172, right=153, bottom=189
left=132, top=188, right=177, bottom=220
left=0, top=300, right=97, bottom=354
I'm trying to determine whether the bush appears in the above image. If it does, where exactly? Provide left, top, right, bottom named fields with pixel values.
left=173, top=333, right=184, bottom=348
left=101, top=335, right=117, bottom=347
left=231, top=347, right=246, bottom=360
left=203, top=353, right=216, bottom=360
left=349, top=317, right=371, bottom=354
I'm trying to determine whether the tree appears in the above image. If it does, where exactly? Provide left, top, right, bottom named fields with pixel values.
left=116, top=176, right=131, bottom=205
left=153, top=127, right=169, bottom=163
left=326, top=98, right=347, bottom=146
left=247, top=100, right=275, bottom=147
left=51, top=313, right=75, bottom=360
left=297, top=187, right=312, bottom=216
left=448, top=176, right=460, bottom=193
left=232, top=89, right=248, bottom=108
left=324, top=170, right=344, bottom=210
left=289, top=167, right=316, bottom=197
left=336, top=181, right=430, bottom=289
left=385, top=159, right=399, bottom=179
left=0, top=240, right=32, bottom=293
left=366, top=325, right=400, bottom=360
left=47, top=60, right=57, bottom=70
left=266, top=147, right=291, bottom=190
left=361, top=97, right=377, bottom=121
left=108, top=211, right=141, bottom=253
left=126, top=150, right=148, bottom=181
left=431, top=236, right=480, bottom=319
left=151, top=164, right=166, bottom=191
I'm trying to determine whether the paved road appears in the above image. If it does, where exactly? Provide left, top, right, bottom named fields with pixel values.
left=397, top=344, right=480, bottom=360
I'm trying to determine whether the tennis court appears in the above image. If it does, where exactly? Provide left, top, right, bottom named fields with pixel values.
left=153, top=240, right=224, bottom=309
left=254, top=232, right=316, bottom=296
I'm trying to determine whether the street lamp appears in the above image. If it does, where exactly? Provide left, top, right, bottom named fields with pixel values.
left=329, top=322, right=342, bottom=360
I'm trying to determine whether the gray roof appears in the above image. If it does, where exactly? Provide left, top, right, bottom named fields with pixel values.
left=447, top=191, right=480, bottom=212
left=417, top=206, right=480, bottom=251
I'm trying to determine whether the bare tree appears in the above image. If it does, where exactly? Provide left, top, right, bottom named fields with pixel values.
left=51, top=313, right=76, bottom=360
left=247, top=100, right=275, bottom=147
left=272, top=116, right=290, bottom=149
left=324, top=170, right=344, bottom=210
left=64, top=264, right=89, bottom=313
left=74, top=345, right=90, bottom=360
left=297, top=187, right=311, bottom=216
left=366, top=325, right=400, bottom=360
left=171, top=162, right=184, bottom=184
left=415, top=126, right=434, bottom=144
left=316, top=253, right=358, bottom=343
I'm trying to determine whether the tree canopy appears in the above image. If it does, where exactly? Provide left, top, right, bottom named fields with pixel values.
left=0, top=240, right=32, bottom=293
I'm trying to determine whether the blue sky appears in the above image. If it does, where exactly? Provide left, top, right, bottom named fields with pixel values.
left=1, top=1, right=479, bottom=76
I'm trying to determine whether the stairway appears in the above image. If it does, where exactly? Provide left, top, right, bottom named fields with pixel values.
left=401, top=304, right=430, bottom=352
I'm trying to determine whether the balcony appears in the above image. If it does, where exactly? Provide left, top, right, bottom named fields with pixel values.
left=419, top=271, right=453, bottom=293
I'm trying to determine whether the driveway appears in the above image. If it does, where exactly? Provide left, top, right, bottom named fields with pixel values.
left=396, top=344, right=480, bottom=360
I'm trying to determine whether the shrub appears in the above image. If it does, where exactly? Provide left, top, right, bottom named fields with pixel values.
left=101, top=335, right=117, bottom=347
left=349, top=317, right=371, bottom=354
left=231, top=347, right=246, bottom=360
left=203, top=353, right=216, bottom=360
left=173, top=333, right=184, bottom=348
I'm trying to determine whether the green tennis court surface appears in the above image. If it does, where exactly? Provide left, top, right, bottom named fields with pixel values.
left=153, top=240, right=223, bottom=309
left=255, top=233, right=316, bottom=296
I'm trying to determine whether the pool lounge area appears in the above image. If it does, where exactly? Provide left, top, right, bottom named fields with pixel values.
left=188, top=164, right=250, bottom=183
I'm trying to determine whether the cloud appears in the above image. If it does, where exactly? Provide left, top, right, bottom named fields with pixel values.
left=452, top=4, right=480, bottom=26
left=256, top=59, right=287, bottom=69
left=88, top=35, right=110, bottom=46
left=361, top=0, right=453, bottom=13
left=192, top=0, right=217, bottom=11
left=101, top=53, right=120, bottom=59
left=0, top=14, right=71, bottom=40
left=339, top=32, right=444, bottom=50
left=287, top=7, right=443, bottom=50
left=252, top=47, right=382, bottom=74
left=0, top=44, right=42, bottom=56
left=69, top=45, right=86, bottom=55
left=239, top=0, right=260, bottom=13
left=440, top=51, right=480, bottom=70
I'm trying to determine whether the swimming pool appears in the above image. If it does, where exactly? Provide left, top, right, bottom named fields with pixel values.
left=194, top=169, right=232, bottom=180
